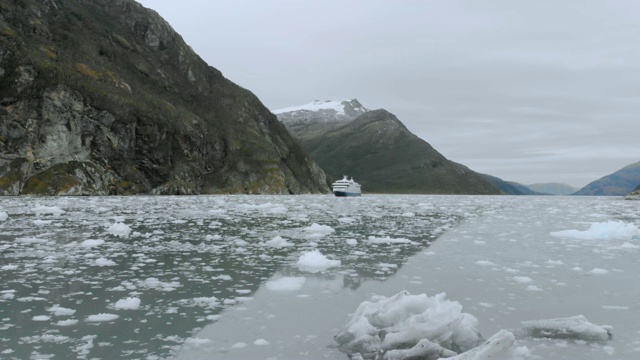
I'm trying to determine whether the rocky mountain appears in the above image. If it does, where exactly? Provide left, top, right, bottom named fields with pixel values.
left=526, top=183, right=578, bottom=195
left=626, top=184, right=640, bottom=200
left=0, top=0, right=329, bottom=195
left=275, top=102, right=500, bottom=194
left=573, top=161, right=640, bottom=196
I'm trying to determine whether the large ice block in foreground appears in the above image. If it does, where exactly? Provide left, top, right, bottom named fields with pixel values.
left=522, top=315, right=613, bottom=341
left=334, top=291, right=483, bottom=358
left=445, top=330, right=516, bottom=360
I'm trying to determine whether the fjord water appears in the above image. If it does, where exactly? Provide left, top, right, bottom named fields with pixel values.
left=0, top=195, right=638, bottom=359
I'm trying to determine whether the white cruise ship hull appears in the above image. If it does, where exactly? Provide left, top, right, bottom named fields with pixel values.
left=334, top=190, right=361, bottom=197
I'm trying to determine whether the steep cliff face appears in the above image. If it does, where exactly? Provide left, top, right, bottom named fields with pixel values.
left=0, top=0, right=329, bottom=195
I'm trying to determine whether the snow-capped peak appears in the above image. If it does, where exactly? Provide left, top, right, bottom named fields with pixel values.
left=273, top=99, right=368, bottom=116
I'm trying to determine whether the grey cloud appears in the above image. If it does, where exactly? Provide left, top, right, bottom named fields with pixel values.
left=138, top=0, right=640, bottom=188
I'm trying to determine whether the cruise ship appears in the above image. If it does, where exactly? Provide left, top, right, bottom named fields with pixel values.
left=331, top=176, right=362, bottom=197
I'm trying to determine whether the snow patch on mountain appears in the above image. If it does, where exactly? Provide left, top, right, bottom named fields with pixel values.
left=273, top=99, right=369, bottom=124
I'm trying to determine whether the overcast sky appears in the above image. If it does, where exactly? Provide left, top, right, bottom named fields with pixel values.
left=137, top=0, right=640, bottom=188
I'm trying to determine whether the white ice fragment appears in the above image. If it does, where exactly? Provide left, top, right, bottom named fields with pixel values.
left=266, top=276, right=306, bottom=292
left=551, top=220, right=639, bottom=241
left=383, top=338, right=456, bottom=360
left=81, top=239, right=105, bottom=248
left=367, top=236, right=412, bottom=244
left=106, top=222, right=131, bottom=238
left=94, top=257, right=116, bottom=267
left=475, top=260, right=495, bottom=267
left=85, top=313, right=119, bottom=322
left=33, top=205, right=65, bottom=216
left=0, top=211, right=8, bottom=221
left=346, top=239, right=358, bottom=246
left=1, top=264, right=18, bottom=270
left=113, top=297, right=141, bottom=310
left=184, top=337, right=211, bottom=345
left=522, top=315, right=612, bottom=341
left=445, top=330, right=516, bottom=360
left=513, top=276, right=533, bottom=284
left=334, top=291, right=482, bottom=357
left=303, top=223, right=335, bottom=234
left=296, top=250, right=341, bottom=273
left=264, top=235, right=293, bottom=248
left=47, top=305, right=76, bottom=316
left=55, top=319, right=79, bottom=326
left=254, top=339, right=270, bottom=346
left=589, top=268, right=609, bottom=275
left=231, top=342, right=247, bottom=349
left=32, top=315, right=51, bottom=321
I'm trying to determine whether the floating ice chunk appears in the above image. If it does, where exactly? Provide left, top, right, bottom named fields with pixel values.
left=184, top=337, right=211, bottom=345
left=113, top=297, right=141, bottom=310
left=551, top=220, right=639, bottom=241
left=231, top=342, right=247, bottom=349
left=296, top=250, right=341, bottom=273
left=253, top=339, right=270, bottom=346
left=32, top=315, right=51, bottom=321
left=446, top=330, right=516, bottom=360
left=0, top=211, right=7, bottom=221
left=266, top=277, right=306, bottom=292
left=589, top=268, right=609, bottom=275
left=1, top=264, right=18, bottom=270
left=367, top=236, right=412, bottom=244
left=140, top=277, right=181, bottom=292
left=33, top=205, right=65, bottom=216
left=334, top=291, right=482, bottom=358
left=85, top=313, right=119, bottom=322
left=383, top=338, right=456, bottom=359
left=94, top=257, right=116, bottom=267
left=265, top=236, right=293, bottom=248
left=303, top=223, right=335, bottom=234
left=81, top=239, right=105, bottom=248
left=346, top=239, right=358, bottom=246
left=512, top=276, right=533, bottom=284
left=183, top=297, right=219, bottom=309
left=15, top=237, right=48, bottom=244
left=475, top=260, right=495, bottom=267
left=55, top=319, right=79, bottom=326
left=522, top=315, right=612, bottom=341
left=107, top=222, right=131, bottom=238
left=47, top=305, right=76, bottom=316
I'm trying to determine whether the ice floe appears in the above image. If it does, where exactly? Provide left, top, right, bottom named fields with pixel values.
left=551, top=220, right=639, bottom=241
left=296, top=250, right=341, bottom=273
left=522, top=315, right=612, bottom=341
left=334, top=291, right=483, bottom=358
left=265, top=276, right=306, bottom=292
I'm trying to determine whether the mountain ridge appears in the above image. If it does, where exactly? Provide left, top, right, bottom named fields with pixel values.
left=0, top=0, right=329, bottom=195
left=276, top=103, right=501, bottom=194
left=573, top=161, right=640, bottom=196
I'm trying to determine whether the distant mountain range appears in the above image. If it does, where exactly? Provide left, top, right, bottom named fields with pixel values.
left=480, top=175, right=542, bottom=195
left=573, top=161, right=640, bottom=196
left=526, top=183, right=578, bottom=195
left=274, top=100, right=501, bottom=194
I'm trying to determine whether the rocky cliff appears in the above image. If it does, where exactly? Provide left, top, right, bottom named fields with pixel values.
left=276, top=102, right=500, bottom=194
left=0, top=0, right=329, bottom=195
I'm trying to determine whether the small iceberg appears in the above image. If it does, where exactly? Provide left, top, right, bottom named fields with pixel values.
left=334, top=291, right=484, bottom=358
left=521, top=315, right=612, bottom=341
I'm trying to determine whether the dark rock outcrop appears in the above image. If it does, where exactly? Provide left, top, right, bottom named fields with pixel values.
left=0, top=0, right=329, bottom=195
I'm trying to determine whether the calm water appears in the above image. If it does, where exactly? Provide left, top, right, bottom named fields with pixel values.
left=0, top=195, right=638, bottom=359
